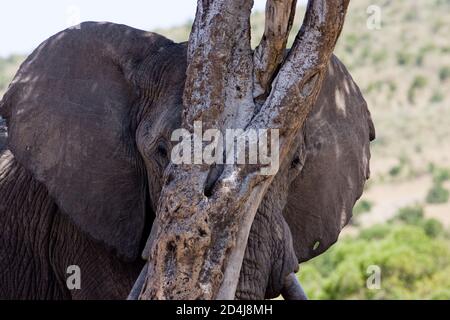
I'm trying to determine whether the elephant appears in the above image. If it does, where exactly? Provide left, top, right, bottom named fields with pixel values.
left=0, top=22, right=375, bottom=300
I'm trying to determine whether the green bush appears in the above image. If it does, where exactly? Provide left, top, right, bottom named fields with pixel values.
left=426, top=182, right=449, bottom=204
left=396, top=51, right=413, bottom=66
left=388, top=156, right=410, bottom=178
left=353, top=199, right=374, bottom=216
left=430, top=165, right=450, bottom=183
left=389, top=164, right=402, bottom=177
left=359, top=223, right=392, bottom=240
left=439, top=66, right=450, bottom=82
left=415, top=44, right=435, bottom=66
left=389, top=203, right=446, bottom=237
left=408, top=75, right=428, bottom=104
left=392, top=205, right=424, bottom=225
left=389, top=206, right=445, bottom=238
left=430, top=91, right=444, bottom=103
left=422, top=218, right=445, bottom=238
left=413, top=75, right=428, bottom=88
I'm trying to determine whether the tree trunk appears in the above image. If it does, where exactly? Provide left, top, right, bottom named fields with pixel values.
left=139, top=0, right=350, bottom=300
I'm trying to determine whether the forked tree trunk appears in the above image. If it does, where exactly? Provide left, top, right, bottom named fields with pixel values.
left=139, top=0, right=350, bottom=300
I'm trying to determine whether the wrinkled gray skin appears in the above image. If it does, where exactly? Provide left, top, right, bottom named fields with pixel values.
left=0, top=22, right=374, bottom=300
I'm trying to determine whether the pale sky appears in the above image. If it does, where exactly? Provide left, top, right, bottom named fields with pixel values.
left=0, top=0, right=273, bottom=57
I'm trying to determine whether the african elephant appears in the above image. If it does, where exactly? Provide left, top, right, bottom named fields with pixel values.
left=0, top=22, right=374, bottom=300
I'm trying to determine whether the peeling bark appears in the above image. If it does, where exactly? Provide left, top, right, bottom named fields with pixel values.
left=139, top=0, right=350, bottom=300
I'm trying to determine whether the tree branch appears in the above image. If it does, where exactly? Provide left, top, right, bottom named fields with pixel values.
left=249, top=0, right=350, bottom=159
left=184, top=0, right=255, bottom=130
left=253, top=0, right=297, bottom=101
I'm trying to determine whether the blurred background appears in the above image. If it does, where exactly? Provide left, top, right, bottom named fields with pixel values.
left=1, top=0, right=449, bottom=299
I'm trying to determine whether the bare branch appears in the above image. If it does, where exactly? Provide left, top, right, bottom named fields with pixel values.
left=250, top=0, right=350, bottom=154
left=253, top=0, right=297, bottom=101
left=184, top=0, right=255, bottom=130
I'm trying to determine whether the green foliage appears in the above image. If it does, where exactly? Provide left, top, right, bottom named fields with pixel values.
left=439, top=66, right=450, bottom=82
left=430, top=91, right=444, bottom=103
left=392, top=205, right=424, bottom=225
left=422, top=218, right=445, bottom=238
left=426, top=165, right=450, bottom=204
left=426, top=182, right=449, bottom=204
left=353, top=199, right=373, bottom=216
left=408, top=75, right=428, bottom=104
left=396, top=51, right=413, bottom=66
left=412, top=75, right=428, bottom=89
left=415, top=44, right=435, bottom=66
left=389, top=165, right=402, bottom=177
left=298, top=215, right=450, bottom=299
left=388, top=156, right=411, bottom=178
left=390, top=205, right=445, bottom=238
left=359, top=223, right=392, bottom=240
left=434, top=169, right=450, bottom=184
left=429, top=164, right=450, bottom=183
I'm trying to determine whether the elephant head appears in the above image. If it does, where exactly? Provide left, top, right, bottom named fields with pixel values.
left=0, top=22, right=374, bottom=299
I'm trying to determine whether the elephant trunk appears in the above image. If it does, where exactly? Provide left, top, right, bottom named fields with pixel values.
left=280, top=273, right=308, bottom=300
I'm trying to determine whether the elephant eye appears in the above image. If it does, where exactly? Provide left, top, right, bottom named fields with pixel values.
left=154, top=140, right=170, bottom=169
left=291, top=156, right=300, bottom=167
left=157, top=141, right=168, bottom=159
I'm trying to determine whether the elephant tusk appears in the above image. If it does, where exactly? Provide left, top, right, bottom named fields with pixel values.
left=127, top=262, right=149, bottom=300
left=142, top=220, right=159, bottom=260
left=128, top=220, right=159, bottom=300
left=281, top=273, right=308, bottom=300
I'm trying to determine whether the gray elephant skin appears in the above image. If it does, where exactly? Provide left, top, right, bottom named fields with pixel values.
left=0, top=22, right=375, bottom=300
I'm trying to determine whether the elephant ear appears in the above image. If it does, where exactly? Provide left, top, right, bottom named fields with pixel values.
left=0, top=22, right=173, bottom=260
left=283, top=55, right=375, bottom=263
